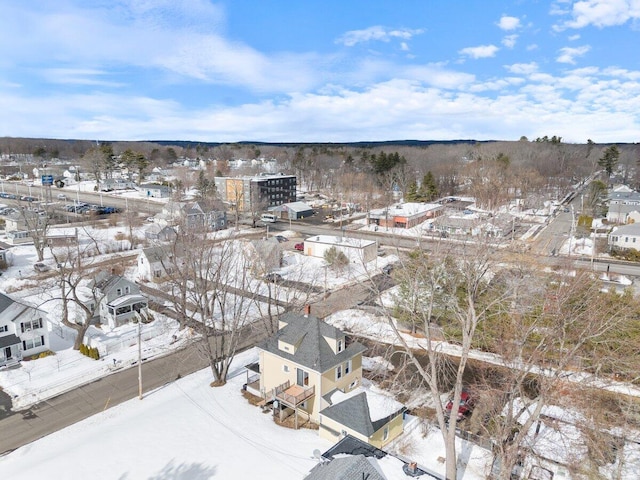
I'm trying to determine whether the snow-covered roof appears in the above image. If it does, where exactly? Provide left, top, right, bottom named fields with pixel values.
left=610, top=223, right=640, bottom=236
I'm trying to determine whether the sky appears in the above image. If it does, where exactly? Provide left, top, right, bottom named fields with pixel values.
left=0, top=0, right=639, bottom=143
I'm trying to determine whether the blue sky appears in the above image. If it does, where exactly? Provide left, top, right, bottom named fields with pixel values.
left=1, top=0, right=639, bottom=143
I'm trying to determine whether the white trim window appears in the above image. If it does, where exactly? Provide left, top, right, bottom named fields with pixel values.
left=22, top=336, right=44, bottom=351
left=345, top=359, right=352, bottom=375
left=283, top=365, right=290, bottom=373
left=335, top=365, right=342, bottom=380
left=383, top=425, right=389, bottom=441
left=337, top=339, right=344, bottom=352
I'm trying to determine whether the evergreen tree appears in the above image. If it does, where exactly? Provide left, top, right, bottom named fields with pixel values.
left=418, top=171, right=439, bottom=201
left=406, top=180, right=419, bottom=201
left=598, top=145, right=620, bottom=177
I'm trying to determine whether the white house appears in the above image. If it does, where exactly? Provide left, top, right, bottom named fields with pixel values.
left=608, top=223, right=640, bottom=251
left=0, top=292, right=49, bottom=366
left=606, top=203, right=640, bottom=225
left=137, top=245, right=183, bottom=283
left=303, top=235, right=377, bottom=264
left=83, top=272, right=148, bottom=330
left=138, top=183, right=172, bottom=198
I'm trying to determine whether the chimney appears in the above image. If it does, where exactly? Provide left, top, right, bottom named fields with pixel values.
left=304, top=305, right=311, bottom=317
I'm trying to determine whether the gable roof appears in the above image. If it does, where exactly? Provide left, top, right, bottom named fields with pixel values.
left=259, top=312, right=366, bottom=373
left=89, top=271, right=135, bottom=294
left=0, top=292, right=15, bottom=314
left=320, top=390, right=405, bottom=438
left=304, top=455, right=386, bottom=480
left=610, top=223, right=640, bottom=236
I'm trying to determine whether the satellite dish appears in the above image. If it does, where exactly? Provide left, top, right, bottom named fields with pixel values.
left=312, top=449, right=322, bottom=461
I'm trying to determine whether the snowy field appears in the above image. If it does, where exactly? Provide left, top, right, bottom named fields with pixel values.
left=0, top=348, right=494, bottom=480
left=0, top=349, right=333, bottom=480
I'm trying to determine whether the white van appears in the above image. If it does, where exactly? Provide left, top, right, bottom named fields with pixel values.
left=260, top=213, right=277, bottom=223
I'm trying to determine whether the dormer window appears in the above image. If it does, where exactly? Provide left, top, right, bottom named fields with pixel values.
left=337, top=339, right=344, bottom=353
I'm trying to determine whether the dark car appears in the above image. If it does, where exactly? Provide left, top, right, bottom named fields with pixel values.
left=445, top=390, right=475, bottom=421
left=294, top=242, right=304, bottom=251
left=275, top=235, right=288, bottom=243
left=264, top=273, right=283, bottom=283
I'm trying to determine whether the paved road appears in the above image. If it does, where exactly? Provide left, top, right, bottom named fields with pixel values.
left=0, top=318, right=273, bottom=455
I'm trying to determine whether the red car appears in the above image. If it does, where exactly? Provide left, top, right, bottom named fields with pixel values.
left=294, top=242, right=304, bottom=251
left=445, top=390, right=475, bottom=421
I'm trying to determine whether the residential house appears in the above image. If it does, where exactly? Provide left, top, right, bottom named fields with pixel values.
left=608, top=190, right=640, bottom=206
left=84, top=272, right=147, bottom=330
left=304, top=434, right=430, bottom=480
left=0, top=248, right=7, bottom=268
left=608, top=223, right=640, bottom=252
left=0, top=292, right=49, bottom=366
left=155, top=201, right=226, bottom=231
left=137, top=245, right=183, bottom=283
left=144, top=224, right=178, bottom=242
left=243, top=238, right=282, bottom=276
left=303, top=235, right=377, bottom=264
left=368, top=202, right=443, bottom=229
left=606, top=203, right=640, bottom=224
left=249, top=311, right=405, bottom=448
left=4, top=210, right=46, bottom=233
left=183, top=201, right=227, bottom=231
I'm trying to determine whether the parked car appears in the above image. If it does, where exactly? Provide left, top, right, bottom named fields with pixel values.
left=445, top=390, right=475, bottom=421
left=57, top=193, right=67, bottom=200
left=263, top=273, right=283, bottom=283
left=294, top=242, right=304, bottom=251
left=33, top=263, right=50, bottom=273
left=275, top=235, right=288, bottom=243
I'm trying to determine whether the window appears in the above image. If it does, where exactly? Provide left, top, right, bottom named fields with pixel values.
left=336, top=365, right=342, bottom=380
left=153, top=270, right=162, bottom=278
left=625, top=237, right=629, bottom=243
left=337, top=339, right=343, bottom=353
left=125, top=286, right=131, bottom=294
left=0, top=325, right=7, bottom=333
left=116, top=288, right=122, bottom=296
left=345, top=359, right=352, bottom=375
left=20, top=318, right=43, bottom=333
left=383, top=425, right=389, bottom=441
left=283, top=365, right=290, bottom=373
left=22, top=336, right=44, bottom=351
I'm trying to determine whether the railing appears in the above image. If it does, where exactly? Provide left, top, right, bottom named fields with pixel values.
left=264, top=380, right=290, bottom=401
left=277, top=385, right=315, bottom=407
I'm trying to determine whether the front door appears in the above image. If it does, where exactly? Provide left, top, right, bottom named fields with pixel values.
left=4, top=346, right=12, bottom=360
left=296, top=368, right=309, bottom=387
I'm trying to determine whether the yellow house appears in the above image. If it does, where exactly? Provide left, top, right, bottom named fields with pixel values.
left=250, top=311, right=405, bottom=448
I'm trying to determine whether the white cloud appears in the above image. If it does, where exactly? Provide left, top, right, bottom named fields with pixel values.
left=568, top=34, right=581, bottom=40
left=502, top=35, right=518, bottom=48
left=554, top=0, right=640, bottom=30
left=459, top=44, right=499, bottom=59
left=400, top=42, right=409, bottom=51
left=497, top=15, right=521, bottom=30
left=526, top=44, right=539, bottom=51
left=556, top=45, right=591, bottom=64
left=336, top=26, right=425, bottom=47
left=505, top=62, right=539, bottom=75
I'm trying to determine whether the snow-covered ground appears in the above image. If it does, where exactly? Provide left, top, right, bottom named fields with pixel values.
left=0, top=348, right=493, bottom=480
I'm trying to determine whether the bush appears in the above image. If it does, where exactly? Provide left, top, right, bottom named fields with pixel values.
left=324, top=246, right=349, bottom=270
left=80, top=344, right=87, bottom=356
left=38, top=351, right=55, bottom=359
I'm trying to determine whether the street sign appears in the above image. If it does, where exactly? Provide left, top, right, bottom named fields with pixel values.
left=41, top=175, right=54, bottom=185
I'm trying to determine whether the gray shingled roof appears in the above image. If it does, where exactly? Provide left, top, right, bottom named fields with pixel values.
left=0, top=292, right=15, bottom=314
left=258, top=312, right=366, bottom=374
left=320, top=392, right=405, bottom=438
left=0, top=334, right=21, bottom=349
left=304, top=455, right=386, bottom=480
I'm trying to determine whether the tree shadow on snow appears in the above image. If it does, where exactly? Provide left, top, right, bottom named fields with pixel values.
left=118, top=459, right=217, bottom=480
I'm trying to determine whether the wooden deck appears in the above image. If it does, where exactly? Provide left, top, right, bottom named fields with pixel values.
left=277, top=384, right=315, bottom=407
